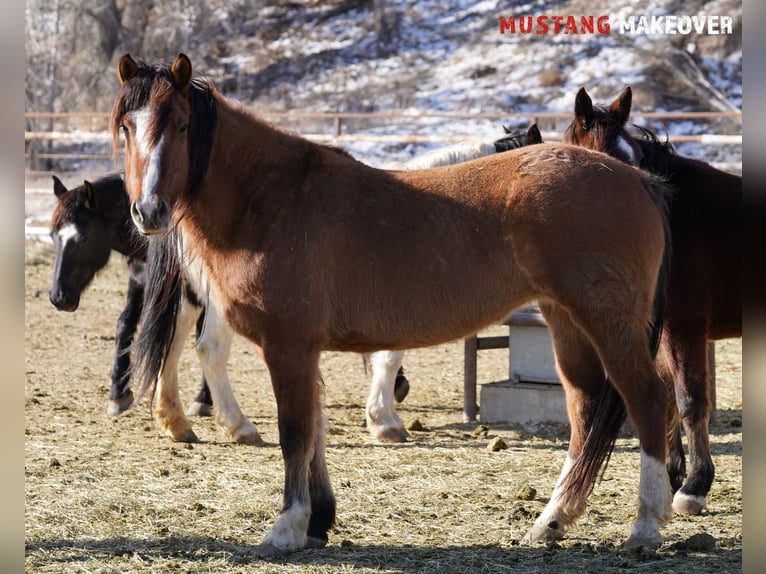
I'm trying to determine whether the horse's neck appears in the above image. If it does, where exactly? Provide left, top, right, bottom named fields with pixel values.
left=184, top=101, right=316, bottom=247
left=213, top=101, right=310, bottom=187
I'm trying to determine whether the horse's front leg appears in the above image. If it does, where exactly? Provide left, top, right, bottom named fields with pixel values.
left=662, top=324, right=714, bottom=515
left=256, top=341, right=335, bottom=557
left=154, top=298, right=199, bottom=443
left=195, top=301, right=264, bottom=446
left=107, top=264, right=144, bottom=416
left=366, top=350, right=408, bottom=442
left=186, top=310, right=214, bottom=417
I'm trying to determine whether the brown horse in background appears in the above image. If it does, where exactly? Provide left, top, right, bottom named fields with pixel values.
left=112, top=53, right=673, bottom=555
left=563, top=86, right=741, bottom=516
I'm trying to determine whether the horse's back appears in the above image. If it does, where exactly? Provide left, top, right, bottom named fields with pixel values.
left=312, top=143, right=669, bottom=351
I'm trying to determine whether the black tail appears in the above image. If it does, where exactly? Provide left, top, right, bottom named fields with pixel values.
left=563, top=174, right=673, bottom=504
left=131, top=228, right=184, bottom=406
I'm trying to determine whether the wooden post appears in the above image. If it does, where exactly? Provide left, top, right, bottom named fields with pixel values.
left=463, top=335, right=478, bottom=422
left=708, top=341, right=717, bottom=423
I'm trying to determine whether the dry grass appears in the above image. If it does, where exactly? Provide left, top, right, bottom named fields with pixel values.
left=25, top=240, right=741, bottom=573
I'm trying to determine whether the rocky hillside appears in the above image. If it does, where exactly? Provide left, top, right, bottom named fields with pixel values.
left=25, top=0, right=742, bottom=167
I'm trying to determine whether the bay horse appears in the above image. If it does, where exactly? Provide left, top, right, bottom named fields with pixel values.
left=113, top=53, right=673, bottom=554
left=48, top=173, right=264, bottom=445
left=130, top=124, right=542, bottom=442
left=563, top=86, right=742, bottom=515
left=367, top=122, right=543, bottom=442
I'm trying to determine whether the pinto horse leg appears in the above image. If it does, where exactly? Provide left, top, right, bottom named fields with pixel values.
left=366, top=350, right=408, bottom=442
left=662, top=325, right=714, bottom=515
left=256, top=341, right=335, bottom=557
left=154, top=298, right=199, bottom=443
left=194, top=301, right=264, bottom=446
left=186, top=310, right=214, bottom=417
left=107, top=267, right=144, bottom=416
left=523, top=304, right=607, bottom=544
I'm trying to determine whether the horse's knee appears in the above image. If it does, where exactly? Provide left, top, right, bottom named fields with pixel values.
left=196, top=334, right=227, bottom=362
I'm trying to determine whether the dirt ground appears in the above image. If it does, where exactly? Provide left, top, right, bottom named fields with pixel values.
left=24, top=238, right=742, bottom=573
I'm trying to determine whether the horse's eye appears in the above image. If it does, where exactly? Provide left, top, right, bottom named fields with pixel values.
left=179, top=124, right=189, bottom=135
left=120, top=124, right=130, bottom=137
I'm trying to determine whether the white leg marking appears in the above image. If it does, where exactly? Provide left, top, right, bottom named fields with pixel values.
left=523, top=454, right=581, bottom=543
left=196, top=292, right=263, bottom=445
left=626, top=449, right=672, bottom=548
left=366, top=350, right=407, bottom=441
left=672, top=490, right=707, bottom=515
left=262, top=501, right=310, bottom=552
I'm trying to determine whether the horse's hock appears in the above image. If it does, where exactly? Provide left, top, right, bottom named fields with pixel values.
left=465, top=308, right=717, bottom=427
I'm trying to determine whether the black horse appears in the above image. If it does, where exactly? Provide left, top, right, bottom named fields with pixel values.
left=49, top=173, right=213, bottom=417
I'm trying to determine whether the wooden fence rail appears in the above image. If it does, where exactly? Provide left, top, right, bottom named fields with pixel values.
left=25, top=110, right=741, bottom=173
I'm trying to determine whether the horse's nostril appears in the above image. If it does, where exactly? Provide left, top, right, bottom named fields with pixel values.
left=130, top=201, right=143, bottom=223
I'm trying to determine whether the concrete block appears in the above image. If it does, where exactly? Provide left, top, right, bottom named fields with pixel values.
left=508, top=318, right=559, bottom=384
left=480, top=380, right=568, bottom=425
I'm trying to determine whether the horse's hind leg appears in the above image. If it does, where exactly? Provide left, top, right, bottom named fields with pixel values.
left=186, top=310, right=214, bottom=417
left=657, top=353, right=686, bottom=492
left=195, top=301, right=264, bottom=446
left=593, top=321, right=672, bottom=548
left=523, top=304, right=608, bottom=544
left=107, top=265, right=144, bottom=416
left=366, top=350, right=408, bottom=442
left=256, top=341, right=335, bottom=556
left=662, top=325, right=714, bottom=515
left=154, top=297, right=199, bottom=443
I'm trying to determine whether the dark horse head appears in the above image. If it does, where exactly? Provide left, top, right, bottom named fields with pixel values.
left=48, top=173, right=135, bottom=311
left=562, top=86, right=644, bottom=166
left=494, top=123, right=543, bottom=152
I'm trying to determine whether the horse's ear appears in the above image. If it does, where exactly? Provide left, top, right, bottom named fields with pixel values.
left=170, top=53, right=193, bottom=91
left=52, top=175, right=67, bottom=198
left=118, top=53, right=139, bottom=85
left=82, top=181, right=99, bottom=212
left=527, top=123, right=543, bottom=144
left=610, top=86, right=632, bottom=124
left=574, top=87, right=593, bottom=131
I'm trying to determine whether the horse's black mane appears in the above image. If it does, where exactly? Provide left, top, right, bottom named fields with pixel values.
left=629, top=124, right=675, bottom=175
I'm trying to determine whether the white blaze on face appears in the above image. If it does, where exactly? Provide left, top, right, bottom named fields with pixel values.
left=56, top=223, right=80, bottom=249
left=616, top=134, right=640, bottom=166
left=134, top=109, right=165, bottom=204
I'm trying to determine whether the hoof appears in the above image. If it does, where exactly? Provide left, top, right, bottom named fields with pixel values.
left=624, top=533, right=662, bottom=550
left=253, top=542, right=289, bottom=558
left=522, top=521, right=565, bottom=545
left=393, top=376, right=410, bottom=403
left=374, top=426, right=409, bottom=443
left=172, top=428, right=200, bottom=443
left=106, top=391, right=134, bottom=417
left=673, top=491, right=706, bottom=515
left=305, top=536, right=328, bottom=549
left=185, top=401, right=213, bottom=417
left=235, top=430, right=266, bottom=447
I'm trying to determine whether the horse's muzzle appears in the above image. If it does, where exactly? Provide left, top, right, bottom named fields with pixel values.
left=49, top=287, right=79, bottom=312
left=130, top=199, right=169, bottom=235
